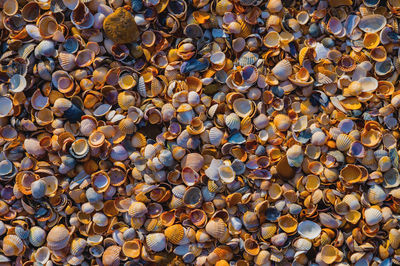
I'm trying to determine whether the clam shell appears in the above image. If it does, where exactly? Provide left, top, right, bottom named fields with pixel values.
left=128, top=201, right=147, bottom=217
left=146, top=233, right=166, bottom=252
left=122, top=239, right=141, bottom=259
left=321, top=245, right=338, bottom=264
left=165, top=224, right=185, bottom=245
left=35, top=246, right=50, bottom=264
left=3, top=235, right=24, bottom=256
left=277, top=214, right=298, bottom=233
left=358, top=14, right=386, bottom=33
left=364, top=207, right=382, bottom=225
left=206, top=218, right=228, bottom=239
left=272, top=59, right=292, bottom=81
left=46, top=225, right=70, bottom=250
left=102, top=245, right=121, bottom=266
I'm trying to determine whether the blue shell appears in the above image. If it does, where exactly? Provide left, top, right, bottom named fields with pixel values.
left=309, top=23, right=321, bottom=38
left=322, top=38, right=335, bottom=48
left=63, top=38, right=80, bottom=54
left=265, top=207, right=280, bottom=222
left=363, top=0, right=379, bottom=7
left=231, top=159, right=246, bottom=175
left=131, top=0, right=143, bottom=12
left=390, top=148, right=399, bottom=170
left=180, top=58, right=209, bottom=74
left=64, top=103, right=84, bottom=122
left=228, top=132, right=246, bottom=144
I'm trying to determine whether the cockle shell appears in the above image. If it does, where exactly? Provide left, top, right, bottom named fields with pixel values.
left=364, top=207, right=382, bottom=225
left=164, top=224, right=185, bottom=245
left=29, top=226, right=46, bottom=247
left=102, top=245, right=121, bottom=266
left=3, top=235, right=24, bottom=256
left=146, top=233, right=166, bottom=252
left=47, top=225, right=70, bottom=250
left=272, top=59, right=292, bottom=81
left=298, top=220, right=321, bottom=240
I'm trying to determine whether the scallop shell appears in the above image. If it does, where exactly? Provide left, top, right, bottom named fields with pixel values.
left=122, top=239, right=141, bottom=259
left=206, top=218, right=228, bottom=239
left=128, top=202, right=148, bottom=217
left=321, top=245, right=339, bottom=264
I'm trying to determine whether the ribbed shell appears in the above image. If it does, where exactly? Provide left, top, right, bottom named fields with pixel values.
left=146, top=233, right=166, bottom=252
left=3, top=235, right=24, bottom=256
left=102, top=245, right=121, bottom=266
left=46, top=225, right=70, bottom=250
left=164, top=224, right=185, bottom=244
left=261, top=223, right=277, bottom=239
left=205, top=218, right=227, bottom=239
left=336, top=134, right=354, bottom=151
left=80, top=117, right=97, bottom=136
left=137, top=76, right=146, bottom=97
left=364, top=207, right=382, bottom=225
left=70, top=238, right=87, bottom=255
left=118, top=118, right=135, bottom=134
left=29, top=226, right=46, bottom=247
left=131, top=132, right=147, bottom=148
left=128, top=202, right=148, bottom=217
left=367, top=184, right=387, bottom=204
left=225, top=113, right=241, bottom=131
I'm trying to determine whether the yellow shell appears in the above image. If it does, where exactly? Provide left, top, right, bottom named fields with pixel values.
left=320, top=245, right=339, bottom=264
left=122, top=239, right=141, bottom=259
left=131, top=132, right=147, bottom=148
left=3, top=235, right=24, bottom=256
left=164, top=224, right=185, bottom=245
left=278, top=214, right=298, bottom=233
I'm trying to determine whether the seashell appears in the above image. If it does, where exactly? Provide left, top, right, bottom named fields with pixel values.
left=296, top=11, right=309, bottom=25
left=261, top=223, right=277, bottom=239
left=47, top=225, right=70, bottom=250
left=364, top=207, right=382, bottom=225
left=22, top=2, right=40, bottom=22
left=361, top=129, right=382, bottom=148
left=370, top=46, right=387, bottom=62
left=146, top=233, right=166, bottom=252
left=102, top=245, right=121, bottom=266
left=181, top=153, right=204, bottom=172
left=122, top=239, right=141, bottom=259
left=272, top=59, right=292, bottom=81
left=31, top=179, right=47, bottom=199
left=91, top=171, right=110, bottom=193
left=70, top=238, right=87, bottom=256
left=183, top=186, right=202, bottom=208
left=368, top=184, right=387, bottom=204
left=165, top=224, right=185, bottom=244
left=273, top=114, right=291, bottom=131
left=35, top=246, right=50, bottom=264
left=278, top=214, right=298, bottom=233
left=363, top=32, right=380, bottom=49
left=38, top=15, right=58, bottom=39
left=263, top=31, right=280, bottom=48
left=321, top=245, right=339, bottom=264
left=128, top=202, right=147, bottom=217
left=75, top=49, right=95, bottom=67
left=293, top=238, right=312, bottom=251
left=358, top=14, right=386, bottom=33
left=206, top=218, right=228, bottom=239
left=3, top=235, right=24, bottom=256
left=336, top=134, right=354, bottom=151
left=29, top=226, right=46, bottom=247
left=64, top=0, right=79, bottom=10
left=244, top=238, right=259, bottom=256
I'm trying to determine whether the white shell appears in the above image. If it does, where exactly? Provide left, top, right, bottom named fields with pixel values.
left=146, top=233, right=166, bottom=252
left=364, top=208, right=382, bottom=226
left=297, top=220, right=321, bottom=240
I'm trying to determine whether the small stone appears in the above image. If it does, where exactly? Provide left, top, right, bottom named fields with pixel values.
left=103, top=7, right=139, bottom=44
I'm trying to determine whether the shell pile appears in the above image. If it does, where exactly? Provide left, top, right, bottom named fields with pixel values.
left=1, top=0, right=400, bottom=264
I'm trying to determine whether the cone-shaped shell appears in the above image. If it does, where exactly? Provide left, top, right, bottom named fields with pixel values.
left=165, top=224, right=185, bottom=245
left=3, top=235, right=24, bottom=256
left=47, top=225, right=70, bottom=250
left=278, top=214, right=298, bottom=233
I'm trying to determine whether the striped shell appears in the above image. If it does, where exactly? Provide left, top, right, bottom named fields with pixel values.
left=102, top=245, right=121, bottom=266
left=29, top=226, right=46, bottom=247
left=46, top=225, right=70, bottom=250
left=3, top=235, right=24, bottom=256
left=146, top=233, right=166, bottom=252
left=164, top=224, right=185, bottom=244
